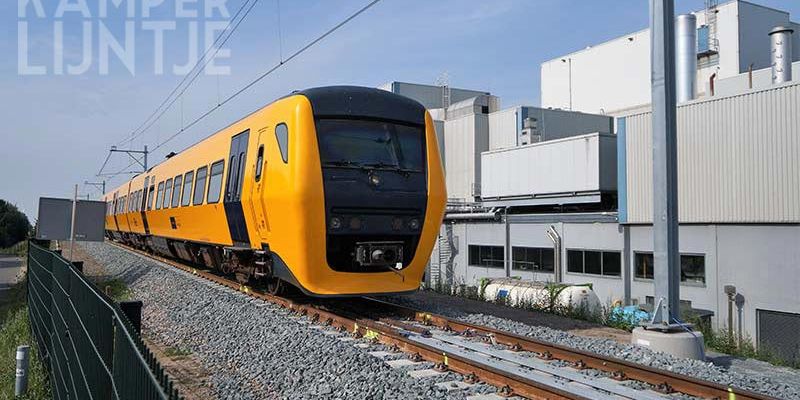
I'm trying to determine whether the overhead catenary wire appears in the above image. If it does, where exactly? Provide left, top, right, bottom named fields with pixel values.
left=102, top=0, right=382, bottom=180
left=115, top=0, right=261, bottom=149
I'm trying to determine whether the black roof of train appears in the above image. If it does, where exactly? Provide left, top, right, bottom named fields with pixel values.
left=291, top=86, right=427, bottom=126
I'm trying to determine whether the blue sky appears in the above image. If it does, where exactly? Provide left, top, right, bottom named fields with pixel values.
left=2, top=0, right=799, bottom=218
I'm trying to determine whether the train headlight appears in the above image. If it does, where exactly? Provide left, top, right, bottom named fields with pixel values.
left=330, top=217, right=342, bottom=230
left=349, top=217, right=362, bottom=230
left=408, top=218, right=421, bottom=230
left=369, top=173, right=381, bottom=187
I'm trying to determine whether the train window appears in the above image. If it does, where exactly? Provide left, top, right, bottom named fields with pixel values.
left=164, top=179, right=173, bottom=209
left=147, top=185, right=155, bottom=210
left=181, top=171, right=194, bottom=207
left=236, top=152, right=245, bottom=200
left=225, top=155, right=237, bottom=202
left=172, top=175, right=183, bottom=208
left=255, top=145, right=264, bottom=182
left=207, top=160, right=224, bottom=204
left=156, top=182, right=164, bottom=210
left=276, top=123, right=288, bottom=163
left=193, top=166, right=208, bottom=205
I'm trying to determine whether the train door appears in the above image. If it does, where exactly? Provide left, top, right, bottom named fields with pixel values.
left=141, top=176, right=151, bottom=235
left=250, top=129, right=270, bottom=242
left=224, top=130, right=251, bottom=248
left=112, top=192, right=120, bottom=232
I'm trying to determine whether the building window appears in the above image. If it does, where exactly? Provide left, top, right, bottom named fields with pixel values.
left=511, top=247, right=554, bottom=272
left=468, top=245, right=504, bottom=269
left=567, top=249, right=621, bottom=277
left=635, top=252, right=706, bottom=284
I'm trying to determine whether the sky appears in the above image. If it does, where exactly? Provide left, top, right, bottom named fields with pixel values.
left=2, top=0, right=799, bottom=220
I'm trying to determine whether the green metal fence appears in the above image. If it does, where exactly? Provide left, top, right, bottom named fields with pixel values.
left=27, top=241, right=182, bottom=400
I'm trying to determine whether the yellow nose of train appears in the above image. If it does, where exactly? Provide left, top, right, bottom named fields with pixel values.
left=102, top=86, right=446, bottom=297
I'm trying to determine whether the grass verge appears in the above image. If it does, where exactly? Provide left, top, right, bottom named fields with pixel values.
left=0, top=279, right=51, bottom=399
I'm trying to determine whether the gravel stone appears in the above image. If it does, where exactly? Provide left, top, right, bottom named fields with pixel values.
left=79, top=242, right=500, bottom=399
left=382, top=294, right=800, bottom=400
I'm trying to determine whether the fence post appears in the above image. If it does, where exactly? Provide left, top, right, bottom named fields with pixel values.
left=15, top=345, right=30, bottom=397
left=119, top=301, right=143, bottom=334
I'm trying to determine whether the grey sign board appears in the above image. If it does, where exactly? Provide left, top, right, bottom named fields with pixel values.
left=36, top=198, right=72, bottom=240
left=36, top=197, right=106, bottom=242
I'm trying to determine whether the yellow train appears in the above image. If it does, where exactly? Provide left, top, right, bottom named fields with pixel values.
left=103, top=86, right=446, bottom=296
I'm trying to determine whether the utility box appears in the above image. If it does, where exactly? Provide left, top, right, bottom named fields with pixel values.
left=36, top=197, right=106, bottom=241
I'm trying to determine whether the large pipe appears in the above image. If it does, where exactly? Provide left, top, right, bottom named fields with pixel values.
left=676, top=14, right=697, bottom=102
left=769, top=26, right=794, bottom=84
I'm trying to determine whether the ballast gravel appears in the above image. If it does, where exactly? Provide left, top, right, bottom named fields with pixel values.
left=382, top=294, right=800, bottom=400
left=79, top=242, right=497, bottom=400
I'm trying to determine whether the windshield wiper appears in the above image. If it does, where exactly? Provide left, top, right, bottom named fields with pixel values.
left=323, top=160, right=362, bottom=168
left=364, top=162, right=420, bottom=175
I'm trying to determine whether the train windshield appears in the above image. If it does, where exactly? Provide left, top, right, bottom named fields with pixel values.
left=317, top=119, right=425, bottom=172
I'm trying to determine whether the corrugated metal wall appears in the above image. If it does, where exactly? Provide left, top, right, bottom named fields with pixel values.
left=625, top=82, right=800, bottom=223
left=482, top=133, right=616, bottom=199
left=489, top=108, right=518, bottom=150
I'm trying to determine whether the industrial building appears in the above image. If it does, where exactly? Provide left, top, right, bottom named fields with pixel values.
left=382, top=0, right=800, bottom=362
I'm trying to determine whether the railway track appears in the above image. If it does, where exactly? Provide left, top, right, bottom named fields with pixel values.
left=107, top=241, right=777, bottom=400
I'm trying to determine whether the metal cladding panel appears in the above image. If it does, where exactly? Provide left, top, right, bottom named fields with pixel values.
left=481, top=133, right=616, bottom=200
left=625, top=82, right=800, bottom=223
left=489, top=108, right=518, bottom=150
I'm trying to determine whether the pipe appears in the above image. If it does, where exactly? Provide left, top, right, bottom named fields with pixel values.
left=546, top=225, right=562, bottom=283
left=748, top=63, right=754, bottom=89
left=709, top=73, right=717, bottom=96
left=444, top=208, right=500, bottom=221
left=769, top=26, right=794, bottom=84
left=676, top=14, right=697, bottom=102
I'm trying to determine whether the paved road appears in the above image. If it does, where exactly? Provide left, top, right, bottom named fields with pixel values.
left=0, top=255, right=22, bottom=301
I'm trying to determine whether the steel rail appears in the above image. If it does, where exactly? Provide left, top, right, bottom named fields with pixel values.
left=104, top=242, right=777, bottom=400
left=104, top=242, right=587, bottom=399
left=361, top=297, right=778, bottom=400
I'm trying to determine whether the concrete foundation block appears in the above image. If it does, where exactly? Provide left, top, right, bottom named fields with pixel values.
left=631, top=327, right=705, bottom=360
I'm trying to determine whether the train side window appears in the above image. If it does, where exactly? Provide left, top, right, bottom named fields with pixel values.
left=181, top=171, right=194, bottom=207
left=193, top=166, right=208, bottom=205
left=276, top=123, right=288, bottom=163
left=147, top=185, right=155, bottom=210
left=164, top=179, right=173, bottom=209
left=156, top=182, right=165, bottom=210
left=207, top=160, right=225, bottom=204
left=255, top=145, right=264, bottom=182
left=172, top=175, right=183, bottom=208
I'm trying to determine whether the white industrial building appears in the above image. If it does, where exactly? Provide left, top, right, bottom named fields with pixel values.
left=540, top=0, right=800, bottom=114
left=382, top=0, right=800, bottom=363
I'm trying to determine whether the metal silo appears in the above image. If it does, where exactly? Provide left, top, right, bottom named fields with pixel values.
left=675, top=14, right=697, bottom=102
left=769, top=26, right=794, bottom=84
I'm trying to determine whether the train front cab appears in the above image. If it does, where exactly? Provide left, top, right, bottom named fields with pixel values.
left=253, top=87, right=446, bottom=297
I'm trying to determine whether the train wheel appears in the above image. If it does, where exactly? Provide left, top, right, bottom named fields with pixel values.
left=266, top=278, right=284, bottom=296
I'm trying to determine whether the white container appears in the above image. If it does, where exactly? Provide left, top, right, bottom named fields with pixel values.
left=482, top=278, right=601, bottom=314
